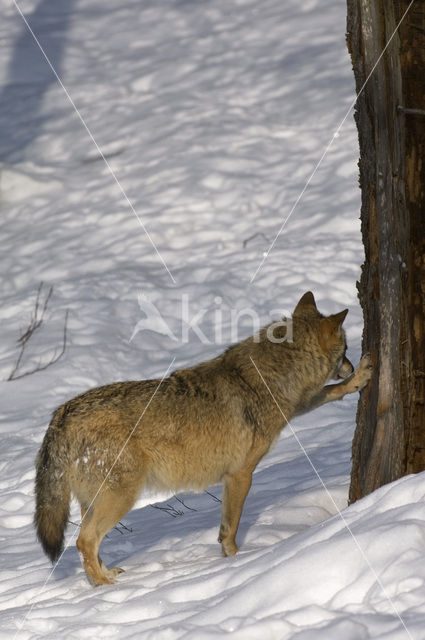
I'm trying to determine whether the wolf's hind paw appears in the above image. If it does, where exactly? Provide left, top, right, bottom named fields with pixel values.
left=102, top=566, right=124, bottom=582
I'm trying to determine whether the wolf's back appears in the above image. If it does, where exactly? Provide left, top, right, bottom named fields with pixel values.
left=34, top=405, right=71, bottom=562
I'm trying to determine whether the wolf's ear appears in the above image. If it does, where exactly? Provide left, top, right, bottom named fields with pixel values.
left=323, top=308, right=348, bottom=331
left=293, top=291, right=317, bottom=316
left=320, top=308, right=348, bottom=338
left=330, top=308, right=349, bottom=328
left=319, top=309, right=348, bottom=350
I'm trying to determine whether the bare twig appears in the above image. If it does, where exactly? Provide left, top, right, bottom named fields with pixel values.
left=242, top=232, right=270, bottom=249
left=150, top=495, right=198, bottom=517
left=68, top=520, right=132, bottom=538
left=8, top=283, right=69, bottom=381
left=17, top=282, right=52, bottom=345
left=204, top=490, right=222, bottom=503
left=112, top=520, right=133, bottom=535
left=150, top=502, right=184, bottom=518
left=68, top=520, right=80, bottom=528
left=174, top=496, right=197, bottom=512
left=397, top=105, right=425, bottom=117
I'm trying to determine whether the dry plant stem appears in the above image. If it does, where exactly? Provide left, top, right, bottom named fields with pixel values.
left=205, top=490, right=222, bottom=503
left=8, top=283, right=68, bottom=381
left=150, top=496, right=198, bottom=518
left=150, top=503, right=184, bottom=518
left=174, top=496, right=197, bottom=512
left=242, top=232, right=270, bottom=248
left=69, top=521, right=132, bottom=538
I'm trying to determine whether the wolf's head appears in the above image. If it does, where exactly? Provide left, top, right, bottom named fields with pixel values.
left=293, top=291, right=354, bottom=381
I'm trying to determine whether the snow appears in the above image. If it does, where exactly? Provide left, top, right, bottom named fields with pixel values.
left=0, top=0, right=422, bottom=638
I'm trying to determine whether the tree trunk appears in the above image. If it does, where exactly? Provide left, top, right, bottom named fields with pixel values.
left=347, top=0, right=425, bottom=503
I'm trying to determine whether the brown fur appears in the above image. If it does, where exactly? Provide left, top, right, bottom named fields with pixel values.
left=34, top=291, right=372, bottom=585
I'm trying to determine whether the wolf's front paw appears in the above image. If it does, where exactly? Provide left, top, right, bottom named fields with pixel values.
left=352, top=354, right=372, bottom=391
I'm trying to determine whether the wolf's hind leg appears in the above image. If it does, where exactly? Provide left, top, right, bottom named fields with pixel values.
left=219, top=468, right=253, bottom=557
left=80, top=504, right=125, bottom=581
left=77, top=484, right=139, bottom=586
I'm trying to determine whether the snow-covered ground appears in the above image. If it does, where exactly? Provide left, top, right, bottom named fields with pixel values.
left=0, top=0, right=423, bottom=638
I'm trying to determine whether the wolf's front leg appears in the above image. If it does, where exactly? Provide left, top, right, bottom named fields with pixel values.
left=297, top=354, right=372, bottom=415
left=218, top=469, right=253, bottom=556
left=338, top=354, right=372, bottom=395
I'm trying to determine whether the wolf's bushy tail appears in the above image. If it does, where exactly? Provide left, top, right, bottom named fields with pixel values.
left=34, top=405, right=71, bottom=562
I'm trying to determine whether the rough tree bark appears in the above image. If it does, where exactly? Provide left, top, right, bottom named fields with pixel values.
left=347, top=0, right=425, bottom=502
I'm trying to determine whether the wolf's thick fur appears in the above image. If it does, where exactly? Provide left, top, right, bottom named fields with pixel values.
left=35, top=292, right=371, bottom=585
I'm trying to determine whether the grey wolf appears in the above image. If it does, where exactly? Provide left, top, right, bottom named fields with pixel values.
left=35, top=291, right=371, bottom=585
